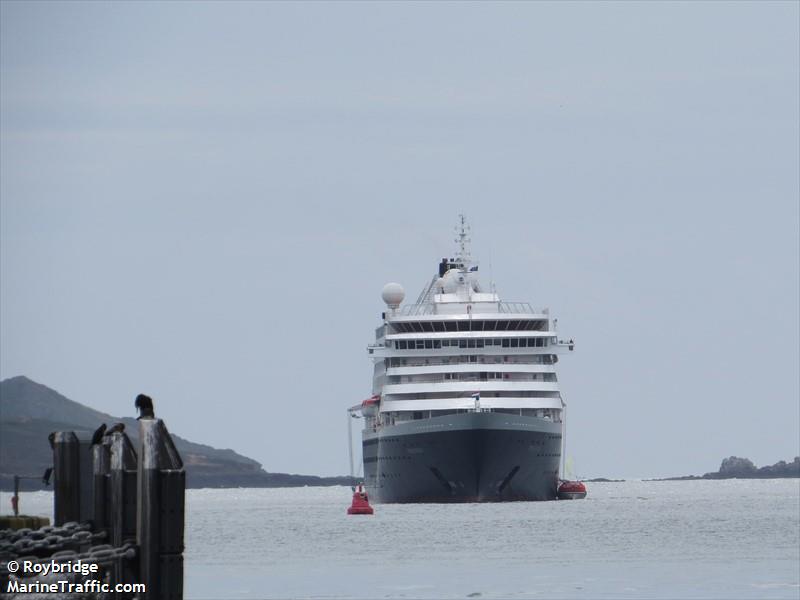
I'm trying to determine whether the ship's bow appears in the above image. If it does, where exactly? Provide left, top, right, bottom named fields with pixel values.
left=366, top=412, right=562, bottom=503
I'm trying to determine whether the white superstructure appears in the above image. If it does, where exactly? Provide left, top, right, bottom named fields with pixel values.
left=364, top=215, right=574, bottom=428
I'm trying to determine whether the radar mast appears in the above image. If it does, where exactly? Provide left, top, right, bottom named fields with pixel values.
left=454, top=213, right=472, bottom=268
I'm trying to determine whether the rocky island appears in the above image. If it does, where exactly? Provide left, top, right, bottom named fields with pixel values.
left=661, top=455, right=800, bottom=481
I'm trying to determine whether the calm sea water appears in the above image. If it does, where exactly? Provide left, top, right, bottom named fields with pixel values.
left=5, top=479, right=799, bottom=599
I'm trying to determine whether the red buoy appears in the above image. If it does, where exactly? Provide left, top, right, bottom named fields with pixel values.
left=557, top=480, right=587, bottom=500
left=347, top=484, right=374, bottom=515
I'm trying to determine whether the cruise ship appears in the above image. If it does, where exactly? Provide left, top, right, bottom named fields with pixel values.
left=350, top=217, right=575, bottom=503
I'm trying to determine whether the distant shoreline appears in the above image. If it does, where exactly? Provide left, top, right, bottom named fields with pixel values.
left=582, top=475, right=799, bottom=483
left=584, top=456, right=800, bottom=483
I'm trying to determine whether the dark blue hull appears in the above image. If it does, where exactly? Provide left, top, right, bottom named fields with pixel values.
left=362, top=413, right=562, bottom=503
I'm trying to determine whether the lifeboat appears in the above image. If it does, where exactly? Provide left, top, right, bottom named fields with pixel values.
left=347, top=484, right=374, bottom=515
left=557, top=480, right=587, bottom=500
left=360, top=395, right=380, bottom=418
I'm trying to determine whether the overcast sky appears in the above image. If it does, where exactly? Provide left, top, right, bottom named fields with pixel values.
left=1, top=1, right=798, bottom=478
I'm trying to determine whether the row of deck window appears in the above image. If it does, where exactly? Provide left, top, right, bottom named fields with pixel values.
left=370, top=408, right=562, bottom=426
left=394, top=337, right=550, bottom=350
left=389, top=372, right=556, bottom=384
left=385, top=391, right=561, bottom=400
left=386, top=355, right=556, bottom=367
left=390, top=319, right=544, bottom=333
left=444, top=372, right=503, bottom=380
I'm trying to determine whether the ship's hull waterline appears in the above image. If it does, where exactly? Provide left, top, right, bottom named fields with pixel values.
left=363, top=412, right=562, bottom=503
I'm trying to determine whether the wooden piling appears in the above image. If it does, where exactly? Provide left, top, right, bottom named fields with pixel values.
left=76, top=431, right=94, bottom=523
left=109, top=432, right=138, bottom=546
left=137, top=418, right=185, bottom=600
left=53, top=431, right=80, bottom=525
left=92, top=439, right=111, bottom=534
left=45, top=414, right=185, bottom=599
left=108, top=431, right=138, bottom=589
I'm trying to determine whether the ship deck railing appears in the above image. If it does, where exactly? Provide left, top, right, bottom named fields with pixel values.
left=397, top=301, right=542, bottom=316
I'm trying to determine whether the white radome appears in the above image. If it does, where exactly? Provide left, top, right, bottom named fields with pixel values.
left=381, top=282, right=405, bottom=308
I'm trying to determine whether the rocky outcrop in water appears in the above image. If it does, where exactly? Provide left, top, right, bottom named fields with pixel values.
left=658, top=456, right=800, bottom=481
left=703, top=456, right=800, bottom=479
left=715, top=456, right=758, bottom=477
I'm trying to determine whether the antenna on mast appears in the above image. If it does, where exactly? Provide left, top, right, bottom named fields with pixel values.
left=454, top=213, right=472, bottom=268
left=488, top=245, right=495, bottom=295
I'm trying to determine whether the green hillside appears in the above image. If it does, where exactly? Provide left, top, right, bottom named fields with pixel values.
left=0, top=376, right=353, bottom=490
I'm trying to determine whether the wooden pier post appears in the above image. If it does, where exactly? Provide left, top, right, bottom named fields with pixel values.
left=76, top=431, right=95, bottom=523
left=109, top=432, right=138, bottom=546
left=109, top=431, right=138, bottom=588
left=137, top=418, right=185, bottom=600
left=53, top=430, right=96, bottom=524
left=53, top=431, right=81, bottom=525
left=34, top=414, right=186, bottom=598
left=92, top=439, right=112, bottom=534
